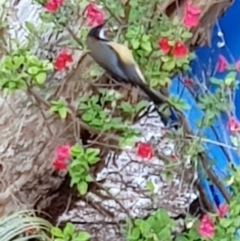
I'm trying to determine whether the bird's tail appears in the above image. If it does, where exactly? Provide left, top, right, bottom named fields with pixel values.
left=138, top=83, right=179, bottom=127
left=137, top=82, right=167, bottom=105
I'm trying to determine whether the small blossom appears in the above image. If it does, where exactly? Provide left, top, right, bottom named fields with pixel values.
left=198, top=214, right=214, bottom=238
left=216, top=55, right=227, bottom=72
left=183, top=78, right=194, bottom=87
left=55, top=144, right=71, bottom=160
left=217, top=204, right=229, bottom=218
left=158, top=37, right=171, bottom=54
left=44, top=0, right=64, bottom=12
left=52, top=144, right=71, bottom=170
left=136, top=142, right=154, bottom=160
left=226, top=117, right=240, bottom=135
left=53, top=158, right=68, bottom=170
left=53, top=49, right=73, bottom=71
left=236, top=60, right=240, bottom=72
left=172, top=41, right=188, bottom=58
left=182, top=1, right=201, bottom=28
left=84, top=3, right=104, bottom=26
left=170, top=154, right=178, bottom=161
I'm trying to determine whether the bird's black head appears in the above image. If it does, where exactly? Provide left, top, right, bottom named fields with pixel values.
left=87, top=22, right=108, bottom=41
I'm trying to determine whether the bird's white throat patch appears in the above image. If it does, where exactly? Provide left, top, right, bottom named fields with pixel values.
left=99, top=28, right=107, bottom=40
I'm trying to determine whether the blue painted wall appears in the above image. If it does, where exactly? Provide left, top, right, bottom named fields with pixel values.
left=169, top=0, right=240, bottom=207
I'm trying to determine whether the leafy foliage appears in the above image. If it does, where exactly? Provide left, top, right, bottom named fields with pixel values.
left=0, top=210, right=52, bottom=241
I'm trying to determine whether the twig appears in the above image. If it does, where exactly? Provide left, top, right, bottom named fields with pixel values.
left=199, top=152, right=231, bottom=204
left=185, top=134, right=237, bottom=151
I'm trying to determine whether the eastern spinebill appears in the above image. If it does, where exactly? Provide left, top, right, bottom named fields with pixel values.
left=86, top=22, right=169, bottom=108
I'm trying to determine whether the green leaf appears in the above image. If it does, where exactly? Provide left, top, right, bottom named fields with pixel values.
left=58, top=107, right=68, bottom=119
left=70, top=144, right=84, bottom=156
left=219, top=218, right=233, bottom=228
left=63, top=222, right=75, bottom=236
left=28, top=66, right=40, bottom=75
left=85, top=174, right=93, bottom=182
left=76, top=231, right=91, bottom=241
left=131, top=39, right=140, bottom=50
left=129, top=227, right=140, bottom=240
left=139, top=220, right=150, bottom=235
left=87, top=156, right=99, bottom=165
left=12, top=55, right=24, bottom=68
left=210, top=77, right=223, bottom=86
left=146, top=180, right=154, bottom=192
left=69, top=174, right=81, bottom=187
left=160, top=55, right=170, bottom=62
left=35, top=72, right=47, bottom=84
left=172, top=16, right=179, bottom=26
left=225, top=71, right=237, bottom=86
left=51, top=227, right=63, bottom=238
left=25, top=21, right=35, bottom=33
left=141, top=41, right=152, bottom=53
left=162, top=59, right=175, bottom=71
left=135, top=100, right=147, bottom=113
left=181, top=31, right=193, bottom=39
left=86, top=148, right=100, bottom=164
left=85, top=147, right=99, bottom=156
left=120, top=102, right=133, bottom=113
left=77, top=181, right=88, bottom=195
left=82, top=112, right=95, bottom=122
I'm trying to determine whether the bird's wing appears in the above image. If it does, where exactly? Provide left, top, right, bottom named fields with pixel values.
left=107, top=42, right=147, bottom=84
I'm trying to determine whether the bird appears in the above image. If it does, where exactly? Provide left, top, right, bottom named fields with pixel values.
left=86, top=22, right=178, bottom=126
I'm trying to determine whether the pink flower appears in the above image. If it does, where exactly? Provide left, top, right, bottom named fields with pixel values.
left=216, top=55, right=227, bottom=72
left=226, top=117, right=240, bottom=135
left=53, top=158, right=67, bottom=170
left=183, top=78, right=194, bottom=87
left=170, top=154, right=178, bottom=161
left=52, top=144, right=71, bottom=170
left=158, top=37, right=171, bottom=54
left=172, top=41, right=188, bottom=58
left=136, top=142, right=154, bottom=160
left=198, top=214, right=214, bottom=238
left=84, top=3, right=104, bottom=27
left=217, top=204, right=229, bottom=218
left=44, top=0, right=64, bottom=12
left=55, top=144, right=71, bottom=160
left=53, top=49, right=73, bottom=71
left=182, top=1, right=201, bottom=28
left=236, top=60, right=240, bottom=72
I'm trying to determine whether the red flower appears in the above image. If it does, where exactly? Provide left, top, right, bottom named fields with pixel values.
left=217, top=204, right=229, bottom=218
left=198, top=214, right=214, bottom=239
left=53, top=158, right=67, bottom=170
left=183, top=78, right=194, bottom=87
left=55, top=144, right=71, bottom=160
left=53, top=49, right=73, bottom=71
left=182, top=1, right=201, bottom=28
left=236, top=60, right=240, bottom=72
left=84, top=3, right=104, bottom=27
left=44, top=0, right=64, bottom=12
left=170, top=154, right=178, bottom=161
left=216, top=55, right=227, bottom=72
left=158, top=37, right=171, bottom=54
left=172, top=41, right=188, bottom=58
left=52, top=144, right=71, bottom=170
left=226, top=117, right=240, bottom=135
left=136, top=142, right=154, bottom=160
